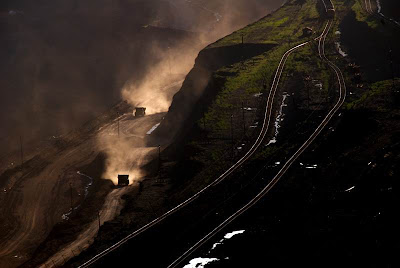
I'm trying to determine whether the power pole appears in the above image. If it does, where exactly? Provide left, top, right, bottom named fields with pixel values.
left=203, top=116, right=208, bottom=144
left=110, top=0, right=114, bottom=37
left=389, top=47, right=395, bottom=90
left=242, top=102, right=246, bottom=137
left=69, top=183, right=73, bottom=210
left=158, top=145, right=161, bottom=171
left=230, top=114, right=234, bottom=157
left=167, top=46, right=172, bottom=76
left=117, top=112, right=120, bottom=138
left=61, top=254, right=67, bottom=264
left=97, top=211, right=101, bottom=240
left=20, top=136, right=24, bottom=167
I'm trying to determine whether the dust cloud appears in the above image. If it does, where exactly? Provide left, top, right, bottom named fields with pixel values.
left=0, top=0, right=285, bottom=182
left=121, top=41, right=199, bottom=115
left=98, top=136, right=155, bottom=185
left=120, top=0, right=286, bottom=115
left=98, top=0, right=286, bottom=184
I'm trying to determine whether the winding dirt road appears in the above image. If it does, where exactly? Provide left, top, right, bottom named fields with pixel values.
left=0, top=111, right=167, bottom=268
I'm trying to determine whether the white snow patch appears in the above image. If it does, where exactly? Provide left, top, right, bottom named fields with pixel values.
left=335, top=42, right=348, bottom=57
left=305, top=164, right=318, bottom=169
left=211, top=242, right=222, bottom=250
left=146, top=123, right=160, bottom=135
left=183, top=258, right=219, bottom=268
left=376, top=0, right=382, bottom=13
left=78, top=171, right=93, bottom=198
left=209, top=230, right=246, bottom=252
left=62, top=210, right=72, bottom=221
left=315, top=82, right=323, bottom=90
left=300, top=163, right=318, bottom=169
left=267, top=138, right=277, bottom=145
left=224, top=230, right=245, bottom=239
left=345, top=186, right=356, bottom=192
left=267, top=93, right=289, bottom=146
left=250, top=121, right=259, bottom=128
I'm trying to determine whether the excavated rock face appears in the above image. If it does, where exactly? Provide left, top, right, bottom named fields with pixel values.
left=153, top=43, right=275, bottom=147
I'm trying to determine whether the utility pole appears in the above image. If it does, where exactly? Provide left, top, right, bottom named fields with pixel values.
left=69, top=183, right=73, bottom=210
left=61, top=255, right=67, bottom=264
left=117, top=112, right=120, bottom=138
left=158, top=145, right=161, bottom=171
left=97, top=211, right=101, bottom=240
left=230, top=114, right=234, bottom=157
left=20, top=135, right=24, bottom=167
left=242, top=102, right=246, bottom=137
left=203, top=115, right=208, bottom=144
left=389, top=47, right=396, bottom=90
left=167, top=46, right=172, bottom=76
left=110, top=0, right=114, bottom=37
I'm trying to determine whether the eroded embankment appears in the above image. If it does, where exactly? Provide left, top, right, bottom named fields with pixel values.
left=153, top=43, right=276, bottom=146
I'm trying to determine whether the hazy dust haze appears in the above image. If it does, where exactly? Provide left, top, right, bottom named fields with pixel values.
left=0, top=0, right=286, bottom=267
left=0, top=0, right=284, bottom=158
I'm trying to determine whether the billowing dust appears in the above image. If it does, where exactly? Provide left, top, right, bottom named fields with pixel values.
left=121, top=42, right=197, bottom=115
left=98, top=0, right=283, bottom=184
left=99, top=136, right=156, bottom=185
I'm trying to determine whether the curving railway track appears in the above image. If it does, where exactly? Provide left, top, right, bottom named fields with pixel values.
left=77, top=0, right=347, bottom=267
left=167, top=0, right=347, bottom=266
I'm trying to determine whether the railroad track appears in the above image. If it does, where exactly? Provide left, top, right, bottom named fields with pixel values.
left=167, top=0, right=347, bottom=266
left=77, top=20, right=313, bottom=268
left=362, top=0, right=400, bottom=29
left=77, top=1, right=345, bottom=267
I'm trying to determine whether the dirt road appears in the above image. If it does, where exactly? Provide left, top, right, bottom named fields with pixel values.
left=0, top=112, right=166, bottom=268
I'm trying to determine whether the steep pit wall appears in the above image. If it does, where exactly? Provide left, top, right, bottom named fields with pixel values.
left=153, top=43, right=275, bottom=152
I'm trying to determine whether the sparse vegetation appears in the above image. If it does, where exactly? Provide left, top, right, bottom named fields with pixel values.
left=345, top=79, right=400, bottom=111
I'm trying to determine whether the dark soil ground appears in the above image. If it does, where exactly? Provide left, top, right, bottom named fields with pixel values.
left=198, top=102, right=400, bottom=268
left=380, top=0, right=400, bottom=21
left=340, top=7, right=400, bottom=83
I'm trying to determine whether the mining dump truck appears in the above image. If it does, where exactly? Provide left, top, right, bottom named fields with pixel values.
left=135, top=107, right=146, bottom=117
left=118, top=175, right=129, bottom=186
